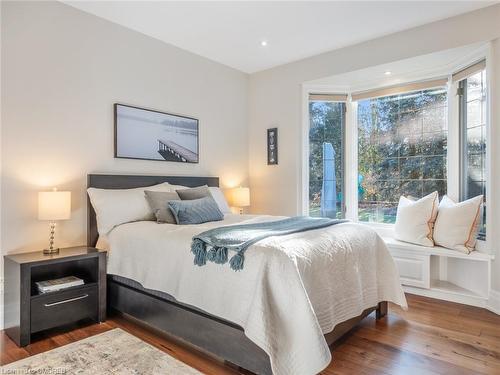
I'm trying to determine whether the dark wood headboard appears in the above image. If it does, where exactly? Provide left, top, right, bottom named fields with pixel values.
left=87, top=174, right=219, bottom=247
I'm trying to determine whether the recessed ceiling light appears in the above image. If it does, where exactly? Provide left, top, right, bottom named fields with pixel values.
left=260, top=40, right=268, bottom=47
left=384, top=71, right=392, bottom=75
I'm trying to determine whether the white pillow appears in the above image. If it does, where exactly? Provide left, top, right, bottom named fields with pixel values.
left=208, top=187, right=231, bottom=214
left=163, top=183, right=188, bottom=191
left=87, top=183, right=171, bottom=235
left=394, top=191, right=438, bottom=247
left=433, top=195, right=483, bottom=254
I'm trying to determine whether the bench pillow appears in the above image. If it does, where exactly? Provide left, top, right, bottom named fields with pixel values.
left=433, top=195, right=483, bottom=254
left=394, top=191, right=438, bottom=247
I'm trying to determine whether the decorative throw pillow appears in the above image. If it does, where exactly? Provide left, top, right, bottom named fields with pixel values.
left=176, top=185, right=231, bottom=213
left=87, top=183, right=171, bottom=235
left=176, top=185, right=210, bottom=200
left=433, top=195, right=483, bottom=253
left=208, top=187, right=231, bottom=214
left=394, top=191, right=439, bottom=247
left=168, top=196, right=224, bottom=225
left=144, top=191, right=180, bottom=224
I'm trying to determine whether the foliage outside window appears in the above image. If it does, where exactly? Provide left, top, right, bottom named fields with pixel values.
left=357, top=88, right=448, bottom=223
left=459, top=70, right=487, bottom=239
left=309, top=100, right=345, bottom=219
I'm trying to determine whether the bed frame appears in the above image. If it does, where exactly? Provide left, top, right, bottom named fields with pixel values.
left=87, top=174, right=387, bottom=374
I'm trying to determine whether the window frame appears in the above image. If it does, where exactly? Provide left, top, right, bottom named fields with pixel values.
left=305, top=93, right=347, bottom=219
left=457, top=70, right=487, bottom=241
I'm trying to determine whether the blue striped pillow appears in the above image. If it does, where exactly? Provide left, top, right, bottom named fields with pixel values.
left=168, top=196, right=224, bottom=225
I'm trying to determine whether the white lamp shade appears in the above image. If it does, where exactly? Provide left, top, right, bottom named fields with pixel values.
left=38, top=191, right=71, bottom=220
left=230, top=187, right=250, bottom=207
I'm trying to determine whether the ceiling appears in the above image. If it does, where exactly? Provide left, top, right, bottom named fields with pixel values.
left=64, top=1, right=496, bottom=73
left=308, top=42, right=486, bottom=91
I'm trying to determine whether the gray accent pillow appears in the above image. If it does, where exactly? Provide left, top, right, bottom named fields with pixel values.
left=144, top=191, right=180, bottom=224
left=168, top=196, right=224, bottom=225
left=176, top=185, right=210, bottom=200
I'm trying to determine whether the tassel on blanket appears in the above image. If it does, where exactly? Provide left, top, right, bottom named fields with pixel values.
left=192, top=239, right=207, bottom=266
left=229, top=252, right=245, bottom=271
left=207, top=247, right=228, bottom=264
left=207, top=247, right=217, bottom=262
left=214, top=247, right=228, bottom=264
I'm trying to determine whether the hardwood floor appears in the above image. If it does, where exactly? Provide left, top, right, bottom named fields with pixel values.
left=2, top=293, right=500, bottom=374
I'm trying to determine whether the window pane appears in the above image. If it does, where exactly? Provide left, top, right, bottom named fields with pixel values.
left=358, top=88, right=448, bottom=223
left=308, top=101, right=345, bottom=219
left=461, top=70, right=487, bottom=238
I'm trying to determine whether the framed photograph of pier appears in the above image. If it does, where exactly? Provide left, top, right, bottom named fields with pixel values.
left=114, top=103, right=199, bottom=163
left=267, top=127, right=278, bottom=165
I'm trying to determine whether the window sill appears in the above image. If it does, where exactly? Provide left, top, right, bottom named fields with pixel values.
left=358, top=221, right=492, bottom=255
left=383, top=237, right=494, bottom=261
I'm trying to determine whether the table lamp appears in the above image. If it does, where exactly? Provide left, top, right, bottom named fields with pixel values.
left=38, top=188, right=71, bottom=254
left=229, top=187, right=250, bottom=214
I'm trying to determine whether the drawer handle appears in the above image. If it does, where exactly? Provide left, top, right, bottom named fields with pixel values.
left=44, top=294, right=89, bottom=307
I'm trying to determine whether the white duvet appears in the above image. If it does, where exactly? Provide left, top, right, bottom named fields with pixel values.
left=104, top=214, right=407, bottom=375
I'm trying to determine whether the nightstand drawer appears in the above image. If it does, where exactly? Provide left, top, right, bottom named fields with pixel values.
left=31, top=284, right=98, bottom=333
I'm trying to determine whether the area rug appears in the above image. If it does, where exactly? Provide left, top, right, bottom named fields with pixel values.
left=1, top=328, right=201, bottom=374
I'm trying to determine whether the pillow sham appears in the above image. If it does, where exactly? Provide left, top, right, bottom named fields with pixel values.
left=87, top=183, right=171, bottom=235
left=144, top=191, right=180, bottom=224
left=176, top=185, right=210, bottom=200
left=394, top=191, right=439, bottom=247
left=168, top=196, right=224, bottom=225
left=208, top=186, right=231, bottom=214
left=163, top=183, right=188, bottom=192
left=433, top=195, right=483, bottom=254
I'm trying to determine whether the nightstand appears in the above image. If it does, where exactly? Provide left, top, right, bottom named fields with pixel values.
left=4, top=246, right=106, bottom=347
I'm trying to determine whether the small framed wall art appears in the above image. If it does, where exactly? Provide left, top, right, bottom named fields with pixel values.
left=267, top=127, right=278, bottom=165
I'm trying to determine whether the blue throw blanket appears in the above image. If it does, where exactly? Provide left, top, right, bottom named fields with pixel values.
left=191, top=216, right=348, bottom=271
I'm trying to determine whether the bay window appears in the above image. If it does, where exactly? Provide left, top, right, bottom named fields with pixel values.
left=305, top=59, right=488, bottom=242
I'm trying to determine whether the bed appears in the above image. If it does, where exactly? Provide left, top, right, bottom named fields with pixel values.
left=87, top=174, right=406, bottom=375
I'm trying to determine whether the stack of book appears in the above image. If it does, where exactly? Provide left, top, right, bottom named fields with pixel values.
left=35, top=276, right=84, bottom=294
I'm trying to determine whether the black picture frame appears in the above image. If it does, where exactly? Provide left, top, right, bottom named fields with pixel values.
left=114, top=103, right=199, bottom=163
left=267, top=127, right=278, bottom=165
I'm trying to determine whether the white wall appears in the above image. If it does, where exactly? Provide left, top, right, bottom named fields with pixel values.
left=248, top=5, right=500, bottom=287
left=1, top=2, right=248, bottom=258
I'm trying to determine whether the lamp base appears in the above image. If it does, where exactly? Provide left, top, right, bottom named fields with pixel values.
left=43, top=248, right=60, bottom=255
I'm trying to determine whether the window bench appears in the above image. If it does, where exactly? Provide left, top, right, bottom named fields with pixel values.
left=383, top=237, right=494, bottom=307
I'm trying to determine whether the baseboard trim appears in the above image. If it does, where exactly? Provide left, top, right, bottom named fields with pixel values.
left=404, top=285, right=500, bottom=315
left=487, top=289, right=500, bottom=315
left=403, top=285, right=488, bottom=308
